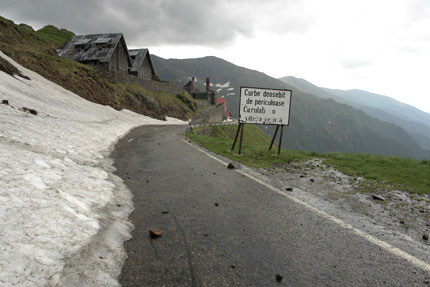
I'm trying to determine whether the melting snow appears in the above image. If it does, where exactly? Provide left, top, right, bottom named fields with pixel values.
left=215, top=81, right=230, bottom=88
left=0, top=51, right=187, bottom=286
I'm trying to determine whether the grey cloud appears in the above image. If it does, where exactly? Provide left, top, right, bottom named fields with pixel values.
left=340, top=59, right=373, bottom=69
left=1, top=0, right=312, bottom=47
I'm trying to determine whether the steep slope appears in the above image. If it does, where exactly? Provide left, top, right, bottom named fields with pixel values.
left=153, top=55, right=427, bottom=158
left=279, top=76, right=345, bottom=102
left=36, top=25, right=75, bottom=47
left=280, top=76, right=430, bottom=150
left=0, top=16, right=197, bottom=120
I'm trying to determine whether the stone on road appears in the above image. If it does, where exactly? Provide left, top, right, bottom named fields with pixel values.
left=112, top=125, right=429, bottom=287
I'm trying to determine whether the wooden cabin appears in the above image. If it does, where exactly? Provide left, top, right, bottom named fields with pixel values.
left=58, top=33, right=132, bottom=73
left=128, top=49, right=156, bottom=80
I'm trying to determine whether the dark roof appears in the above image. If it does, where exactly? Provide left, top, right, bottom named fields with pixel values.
left=128, top=48, right=155, bottom=74
left=58, top=33, right=132, bottom=65
left=184, top=80, right=199, bottom=93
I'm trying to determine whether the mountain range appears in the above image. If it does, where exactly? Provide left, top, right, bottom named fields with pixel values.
left=280, top=76, right=430, bottom=150
left=152, top=56, right=429, bottom=159
left=1, top=14, right=427, bottom=160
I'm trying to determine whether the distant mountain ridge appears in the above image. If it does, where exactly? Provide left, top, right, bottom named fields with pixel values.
left=153, top=56, right=428, bottom=159
left=280, top=76, right=430, bottom=150
left=324, top=88, right=430, bottom=125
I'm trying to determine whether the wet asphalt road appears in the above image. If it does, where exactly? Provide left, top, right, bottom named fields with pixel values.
left=112, top=125, right=428, bottom=287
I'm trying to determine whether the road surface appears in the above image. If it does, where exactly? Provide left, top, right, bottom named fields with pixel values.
left=112, top=125, right=429, bottom=286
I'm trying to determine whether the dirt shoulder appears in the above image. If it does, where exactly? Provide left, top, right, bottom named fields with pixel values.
left=253, top=158, right=430, bottom=248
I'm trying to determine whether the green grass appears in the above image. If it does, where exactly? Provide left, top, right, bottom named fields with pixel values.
left=187, top=125, right=430, bottom=194
left=0, top=15, right=198, bottom=121
left=36, top=25, right=74, bottom=47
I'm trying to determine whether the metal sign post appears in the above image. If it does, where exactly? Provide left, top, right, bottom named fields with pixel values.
left=269, top=124, right=284, bottom=156
left=269, top=125, right=280, bottom=150
left=232, top=86, right=292, bottom=155
left=231, top=122, right=245, bottom=155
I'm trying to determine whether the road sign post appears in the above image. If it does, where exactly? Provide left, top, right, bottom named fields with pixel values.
left=231, top=87, right=292, bottom=155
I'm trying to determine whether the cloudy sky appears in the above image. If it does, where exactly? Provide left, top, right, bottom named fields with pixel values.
left=2, top=0, right=430, bottom=112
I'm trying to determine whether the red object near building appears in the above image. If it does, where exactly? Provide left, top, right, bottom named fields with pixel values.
left=216, top=97, right=226, bottom=105
left=216, top=97, right=231, bottom=118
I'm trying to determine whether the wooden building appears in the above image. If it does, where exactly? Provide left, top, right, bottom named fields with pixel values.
left=128, top=49, right=156, bottom=80
left=184, top=77, right=215, bottom=105
left=58, top=33, right=132, bottom=73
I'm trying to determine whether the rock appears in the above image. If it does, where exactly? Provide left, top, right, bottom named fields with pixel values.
left=231, top=265, right=236, bottom=269
left=424, top=280, right=430, bottom=285
left=399, top=219, right=405, bottom=224
left=22, top=107, right=37, bottom=115
left=161, top=211, right=169, bottom=214
left=215, top=203, right=219, bottom=207
left=310, top=178, right=315, bottom=182
left=149, top=229, right=162, bottom=238
left=371, top=194, right=385, bottom=201
left=276, top=274, right=283, bottom=282
left=423, top=233, right=429, bottom=241
left=285, top=187, right=293, bottom=192
left=116, top=204, right=121, bottom=207
left=300, top=175, right=305, bottom=178
left=2, top=99, right=8, bottom=105
left=227, top=163, right=235, bottom=169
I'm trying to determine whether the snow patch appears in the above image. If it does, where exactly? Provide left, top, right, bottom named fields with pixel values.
left=0, top=51, right=187, bottom=286
left=215, top=81, right=230, bottom=88
left=35, top=159, right=51, bottom=168
left=23, top=174, right=47, bottom=190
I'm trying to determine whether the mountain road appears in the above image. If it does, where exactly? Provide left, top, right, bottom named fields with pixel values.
left=112, top=125, right=429, bottom=287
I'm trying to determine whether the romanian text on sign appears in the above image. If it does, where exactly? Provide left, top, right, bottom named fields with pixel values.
left=239, top=87, right=292, bottom=125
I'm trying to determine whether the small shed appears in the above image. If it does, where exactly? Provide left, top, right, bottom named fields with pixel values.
left=183, top=77, right=199, bottom=94
left=128, top=49, right=156, bottom=80
left=184, top=77, right=216, bottom=105
left=58, top=33, right=132, bottom=73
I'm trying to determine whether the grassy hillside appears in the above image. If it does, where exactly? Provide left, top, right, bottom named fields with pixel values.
left=36, top=25, right=75, bottom=47
left=280, top=76, right=430, bottom=150
left=187, top=125, right=430, bottom=195
left=153, top=55, right=427, bottom=159
left=0, top=16, right=197, bottom=120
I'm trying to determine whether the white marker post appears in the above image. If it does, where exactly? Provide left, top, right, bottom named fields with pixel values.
left=231, top=87, right=292, bottom=155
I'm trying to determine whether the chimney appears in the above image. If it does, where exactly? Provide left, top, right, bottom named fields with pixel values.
left=206, top=77, right=210, bottom=93
left=191, top=77, right=195, bottom=92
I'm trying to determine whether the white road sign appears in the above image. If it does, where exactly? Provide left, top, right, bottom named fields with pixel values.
left=239, top=87, right=292, bottom=125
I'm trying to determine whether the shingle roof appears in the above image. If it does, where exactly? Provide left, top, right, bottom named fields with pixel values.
left=58, top=33, right=131, bottom=65
left=128, top=48, right=154, bottom=74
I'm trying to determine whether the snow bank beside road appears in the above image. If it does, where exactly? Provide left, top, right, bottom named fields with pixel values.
left=0, top=51, right=185, bottom=286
